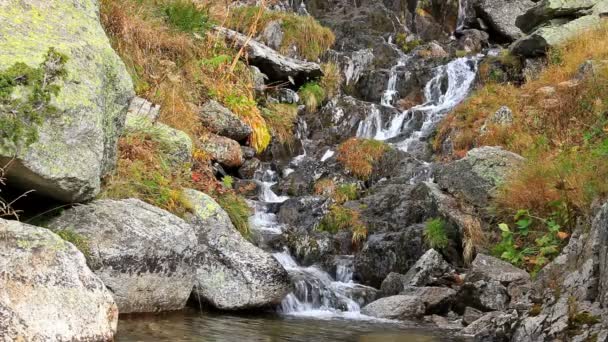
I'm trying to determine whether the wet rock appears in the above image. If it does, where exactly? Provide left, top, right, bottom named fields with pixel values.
left=460, top=310, right=518, bottom=341
left=361, top=295, right=426, bottom=320
left=182, top=189, right=291, bottom=310
left=354, top=225, right=426, bottom=288
left=402, top=249, right=454, bottom=287
left=0, top=219, right=118, bottom=341
left=200, top=100, right=253, bottom=142
left=199, top=133, right=244, bottom=169
left=238, top=158, right=262, bottom=179
left=49, top=199, right=197, bottom=313
left=402, top=286, right=457, bottom=315
left=0, top=0, right=134, bottom=202
left=463, top=306, right=484, bottom=326
left=214, top=27, right=322, bottom=86
left=467, top=254, right=530, bottom=285
left=125, top=111, right=193, bottom=166
left=435, top=146, right=525, bottom=209
left=456, top=29, right=490, bottom=53
left=473, top=0, right=535, bottom=41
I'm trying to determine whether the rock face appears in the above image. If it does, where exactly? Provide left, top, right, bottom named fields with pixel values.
left=182, top=189, right=291, bottom=310
left=435, top=146, right=525, bottom=209
left=0, top=0, right=134, bottom=202
left=473, top=0, right=535, bottom=41
left=402, top=249, right=454, bottom=287
left=49, top=199, right=197, bottom=313
left=467, top=254, right=530, bottom=284
left=199, top=133, right=244, bottom=169
left=361, top=295, right=426, bottom=320
left=199, top=100, right=252, bottom=142
left=461, top=310, right=518, bottom=341
left=0, top=219, right=118, bottom=341
left=214, top=27, right=322, bottom=86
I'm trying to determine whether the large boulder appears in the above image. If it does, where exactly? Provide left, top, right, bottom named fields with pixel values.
left=214, top=27, right=322, bottom=86
left=467, top=254, right=530, bottom=285
left=401, top=286, right=457, bottom=314
left=0, top=0, right=134, bottom=202
left=182, top=189, right=291, bottom=310
left=402, top=249, right=454, bottom=287
left=473, top=0, right=536, bottom=41
left=435, top=146, right=525, bottom=209
left=199, top=100, right=252, bottom=142
left=361, top=295, right=426, bottom=320
left=460, top=310, right=519, bottom=341
left=0, top=219, right=118, bottom=340
left=49, top=199, right=197, bottom=313
left=199, top=133, right=244, bottom=169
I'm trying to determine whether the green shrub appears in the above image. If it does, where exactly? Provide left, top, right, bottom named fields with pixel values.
left=298, top=82, right=326, bottom=112
left=215, top=192, right=252, bottom=238
left=222, top=175, right=234, bottom=189
left=318, top=205, right=367, bottom=244
left=334, top=184, right=359, bottom=204
left=0, top=48, right=68, bottom=154
left=424, top=218, right=449, bottom=249
left=395, top=33, right=422, bottom=53
left=163, top=1, right=211, bottom=33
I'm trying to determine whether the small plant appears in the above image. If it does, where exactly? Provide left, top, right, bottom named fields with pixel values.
left=318, top=205, right=368, bottom=245
left=261, top=103, right=298, bottom=144
left=214, top=192, right=252, bottom=238
left=333, top=184, right=359, bottom=204
left=424, top=218, right=449, bottom=249
left=0, top=48, right=68, bottom=153
left=163, top=1, right=211, bottom=33
left=395, top=33, right=422, bottom=53
left=221, top=175, right=234, bottom=189
left=55, top=229, right=91, bottom=260
left=337, top=138, right=389, bottom=180
left=313, top=178, right=336, bottom=197
left=298, top=82, right=326, bottom=112
left=320, top=62, right=342, bottom=98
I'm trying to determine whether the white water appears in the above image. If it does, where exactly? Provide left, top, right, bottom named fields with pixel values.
left=320, top=149, right=335, bottom=162
left=381, top=57, right=408, bottom=107
left=457, top=0, right=469, bottom=30
left=357, top=57, right=478, bottom=152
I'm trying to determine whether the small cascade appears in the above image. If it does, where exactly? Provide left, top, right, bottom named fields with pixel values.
left=457, top=0, right=469, bottom=30
left=357, top=56, right=478, bottom=151
left=381, top=58, right=407, bottom=107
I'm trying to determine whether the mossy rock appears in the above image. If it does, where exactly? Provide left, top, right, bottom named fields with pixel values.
left=0, top=0, right=134, bottom=202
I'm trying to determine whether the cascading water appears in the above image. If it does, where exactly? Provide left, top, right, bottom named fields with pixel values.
left=357, top=56, right=478, bottom=153
left=457, top=0, right=469, bottom=30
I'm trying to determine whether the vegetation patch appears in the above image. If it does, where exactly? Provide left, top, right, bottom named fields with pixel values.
left=320, top=62, right=342, bottom=98
left=424, top=218, right=449, bottom=250
left=225, top=6, right=335, bottom=61
left=0, top=48, right=68, bottom=154
left=337, top=138, right=390, bottom=180
left=395, top=33, right=422, bottom=53
left=298, top=82, right=326, bottom=112
left=55, top=229, right=91, bottom=260
left=163, top=0, right=211, bottom=33
left=261, top=103, right=298, bottom=144
left=318, top=205, right=367, bottom=245
left=313, top=179, right=359, bottom=204
left=214, top=191, right=252, bottom=238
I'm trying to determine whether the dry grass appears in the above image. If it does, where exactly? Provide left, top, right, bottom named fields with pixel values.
left=337, top=138, right=390, bottom=180
left=320, top=62, right=342, bottom=98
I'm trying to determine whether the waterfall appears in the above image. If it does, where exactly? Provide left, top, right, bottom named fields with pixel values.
left=457, top=0, right=469, bottom=30
left=357, top=56, right=478, bottom=151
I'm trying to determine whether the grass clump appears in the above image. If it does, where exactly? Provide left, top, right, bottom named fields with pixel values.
left=214, top=191, right=252, bottom=238
left=261, top=103, right=298, bottom=144
left=337, top=138, right=390, bottom=180
left=396, top=33, right=422, bottom=53
left=55, top=229, right=91, bottom=260
left=318, top=205, right=368, bottom=245
left=0, top=48, right=68, bottom=154
left=314, top=179, right=359, bottom=204
left=320, top=62, right=342, bottom=98
left=424, top=218, right=449, bottom=250
left=163, top=1, right=211, bottom=33
left=298, top=82, right=326, bottom=112
left=225, top=6, right=335, bottom=61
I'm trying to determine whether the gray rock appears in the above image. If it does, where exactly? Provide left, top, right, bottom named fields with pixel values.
left=238, top=158, right=261, bottom=179
left=402, top=286, right=457, bottom=314
left=460, top=310, right=518, bottom=341
left=463, top=306, right=484, bottom=326
left=435, top=146, right=525, bottom=209
left=128, top=97, right=161, bottom=122
left=402, top=249, right=453, bottom=287
left=275, top=88, right=300, bottom=104
left=199, top=133, right=244, bottom=168
left=473, top=0, right=535, bottom=41
left=481, top=106, right=513, bottom=132
left=516, top=0, right=601, bottom=33
left=182, top=189, right=292, bottom=310
left=261, top=20, right=284, bottom=51
left=457, top=280, right=510, bottom=312
left=468, top=254, right=530, bottom=285
left=0, top=219, right=118, bottom=341
left=250, top=66, right=268, bottom=95
left=241, top=146, right=257, bottom=159
left=214, top=27, right=322, bottom=86
left=49, top=199, right=197, bottom=313
left=456, top=29, right=490, bottom=53
left=0, top=0, right=134, bottom=202
left=380, top=272, right=407, bottom=297
left=199, top=100, right=252, bottom=141
left=125, top=111, right=193, bottom=166
left=361, top=295, right=426, bottom=320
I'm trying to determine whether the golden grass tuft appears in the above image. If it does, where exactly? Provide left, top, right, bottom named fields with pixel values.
left=337, top=138, right=390, bottom=180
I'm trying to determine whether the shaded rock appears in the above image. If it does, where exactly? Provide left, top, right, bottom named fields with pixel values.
left=456, top=29, right=490, bottom=53
left=200, top=133, right=244, bottom=168
left=214, top=27, right=322, bottom=86
left=49, top=199, right=197, bottom=313
left=354, top=225, right=426, bottom=288
left=128, top=97, right=160, bottom=122
left=0, top=219, right=118, bottom=341
left=457, top=280, right=510, bottom=312
left=238, top=158, right=261, bottom=179
left=261, top=20, right=284, bottom=51
left=182, top=189, right=291, bottom=310
left=473, top=0, right=535, bottom=41
left=250, top=66, right=268, bottom=95
left=468, top=254, right=530, bottom=285
left=380, top=272, right=407, bottom=297
left=273, top=88, right=300, bottom=104
left=402, top=286, right=457, bottom=314
left=361, top=295, right=425, bottom=320
left=125, top=112, right=193, bottom=166
left=0, top=0, right=134, bottom=202
left=463, top=306, right=484, bottom=326
left=241, top=146, right=257, bottom=160
left=402, top=249, right=454, bottom=287
left=516, top=0, right=601, bottom=33
left=199, top=100, right=252, bottom=142
left=460, top=310, right=518, bottom=341
left=508, top=280, right=533, bottom=311
left=435, top=146, right=525, bottom=209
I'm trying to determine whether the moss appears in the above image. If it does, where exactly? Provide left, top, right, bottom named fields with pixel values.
left=0, top=48, right=68, bottom=154
left=55, top=229, right=91, bottom=260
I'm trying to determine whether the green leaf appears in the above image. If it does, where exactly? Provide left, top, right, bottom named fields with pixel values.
left=499, top=223, right=511, bottom=232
